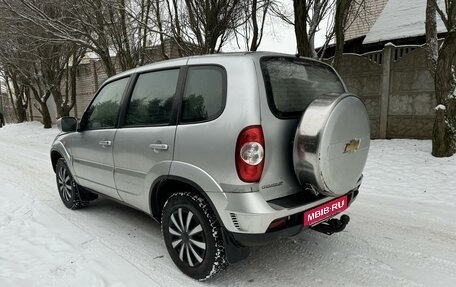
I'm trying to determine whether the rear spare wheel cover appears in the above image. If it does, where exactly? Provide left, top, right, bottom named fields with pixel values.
left=293, top=93, right=370, bottom=197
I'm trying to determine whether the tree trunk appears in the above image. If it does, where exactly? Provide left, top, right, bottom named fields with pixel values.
left=155, top=0, right=169, bottom=60
left=425, top=0, right=438, bottom=77
left=11, top=79, right=27, bottom=123
left=70, top=60, right=78, bottom=118
left=425, top=0, right=456, bottom=157
left=308, top=0, right=326, bottom=59
left=5, top=75, right=18, bottom=122
left=118, top=0, right=134, bottom=70
left=432, top=30, right=456, bottom=157
left=333, top=0, right=351, bottom=70
left=293, top=0, right=312, bottom=57
left=31, top=88, right=52, bottom=128
left=26, top=86, right=33, bottom=121
left=250, top=0, right=259, bottom=51
left=39, top=101, right=52, bottom=128
left=101, top=53, right=117, bottom=77
left=52, top=87, right=69, bottom=118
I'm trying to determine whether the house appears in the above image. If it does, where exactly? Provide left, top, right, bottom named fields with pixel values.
left=342, top=0, right=446, bottom=53
left=342, top=0, right=389, bottom=54
left=326, top=0, right=447, bottom=140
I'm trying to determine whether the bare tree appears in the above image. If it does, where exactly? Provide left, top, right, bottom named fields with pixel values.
left=162, top=0, right=248, bottom=55
left=249, top=0, right=270, bottom=51
left=332, top=0, right=352, bottom=69
left=2, top=0, right=158, bottom=76
left=0, top=5, right=30, bottom=123
left=2, top=70, right=29, bottom=123
left=273, top=0, right=365, bottom=61
left=425, top=0, right=456, bottom=157
left=294, top=0, right=313, bottom=57
left=273, top=0, right=332, bottom=58
left=233, top=0, right=273, bottom=51
left=0, top=0, right=87, bottom=127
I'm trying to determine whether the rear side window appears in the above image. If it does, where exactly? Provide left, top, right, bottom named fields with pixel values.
left=124, top=69, right=179, bottom=126
left=261, top=57, right=345, bottom=118
left=181, top=66, right=225, bottom=123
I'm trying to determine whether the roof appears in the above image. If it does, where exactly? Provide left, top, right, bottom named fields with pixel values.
left=107, top=51, right=292, bottom=83
left=345, top=0, right=388, bottom=41
left=363, top=0, right=447, bottom=44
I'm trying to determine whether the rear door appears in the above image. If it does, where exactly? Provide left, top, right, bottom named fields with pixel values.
left=71, top=76, right=131, bottom=200
left=113, top=68, right=182, bottom=211
left=258, top=57, right=347, bottom=200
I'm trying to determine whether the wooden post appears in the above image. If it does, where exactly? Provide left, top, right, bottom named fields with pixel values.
left=379, top=43, right=393, bottom=138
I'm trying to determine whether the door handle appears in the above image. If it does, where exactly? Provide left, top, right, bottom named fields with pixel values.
left=98, top=140, right=112, bottom=147
left=149, top=143, right=169, bottom=151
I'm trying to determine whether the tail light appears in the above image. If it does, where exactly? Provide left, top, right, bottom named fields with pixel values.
left=235, top=125, right=265, bottom=182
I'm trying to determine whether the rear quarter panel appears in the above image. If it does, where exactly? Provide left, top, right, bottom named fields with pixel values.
left=171, top=56, right=260, bottom=194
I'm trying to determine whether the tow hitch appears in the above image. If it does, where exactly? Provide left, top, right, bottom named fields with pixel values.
left=311, top=214, right=350, bottom=235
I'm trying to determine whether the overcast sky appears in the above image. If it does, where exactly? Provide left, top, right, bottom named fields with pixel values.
left=226, top=1, right=329, bottom=54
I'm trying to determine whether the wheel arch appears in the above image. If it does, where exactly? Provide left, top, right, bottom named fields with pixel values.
left=50, top=143, right=77, bottom=182
left=150, top=175, right=224, bottom=227
left=51, top=150, right=64, bottom=172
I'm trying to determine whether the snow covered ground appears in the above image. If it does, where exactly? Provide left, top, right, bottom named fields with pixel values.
left=0, top=122, right=455, bottom=287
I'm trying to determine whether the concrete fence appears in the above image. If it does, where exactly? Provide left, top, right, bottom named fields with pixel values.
left=331, top=43, right=436, bottom=139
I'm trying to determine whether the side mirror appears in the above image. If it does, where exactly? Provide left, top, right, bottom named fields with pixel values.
left=57, top=117, right=78, bottom=133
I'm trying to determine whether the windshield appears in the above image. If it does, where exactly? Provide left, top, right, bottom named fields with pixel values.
left=261, top=57, right=345, bottom=118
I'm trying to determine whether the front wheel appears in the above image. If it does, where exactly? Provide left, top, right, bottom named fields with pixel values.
left=55, top=158, right=88, bottom=210
left=161, top=192, right=227, bottom=280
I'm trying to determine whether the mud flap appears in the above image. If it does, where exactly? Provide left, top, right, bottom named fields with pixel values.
left=222, top=227, right=250, bottom=264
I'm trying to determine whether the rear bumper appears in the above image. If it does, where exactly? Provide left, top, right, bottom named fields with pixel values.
left=219, top=189, right=358, bottom=245
left=207, top=181, right=359, bottom=234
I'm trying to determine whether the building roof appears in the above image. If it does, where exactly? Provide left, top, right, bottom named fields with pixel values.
left=345, top=0, right=388, bottom=41
left=363, top=0, right=447, bottom=44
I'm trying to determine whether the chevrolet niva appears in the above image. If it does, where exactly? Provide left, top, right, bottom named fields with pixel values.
left=50, top=52, right=370, bottom=280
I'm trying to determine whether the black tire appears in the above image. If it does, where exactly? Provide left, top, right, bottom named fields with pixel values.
left=161, top=192, right=228, bottom=280
left=55, top=158, right=89, bottom=210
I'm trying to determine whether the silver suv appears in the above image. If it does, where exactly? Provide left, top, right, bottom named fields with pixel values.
left=50, top=52, right=370, bottom=280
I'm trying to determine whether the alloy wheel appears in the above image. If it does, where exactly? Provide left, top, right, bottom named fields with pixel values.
left=57, top=165, right=72, bottom=202
left=168, top=207, right=206, bottom=267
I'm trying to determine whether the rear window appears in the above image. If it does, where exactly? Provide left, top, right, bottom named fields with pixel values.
left=261, top=57, right=345, bottom=118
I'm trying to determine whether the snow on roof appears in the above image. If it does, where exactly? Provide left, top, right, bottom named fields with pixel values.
left=363, top=0, right=446, bottom=44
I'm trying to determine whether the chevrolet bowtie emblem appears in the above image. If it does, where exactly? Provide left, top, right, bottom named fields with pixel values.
left=344, top=139, right=361, bottom=153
